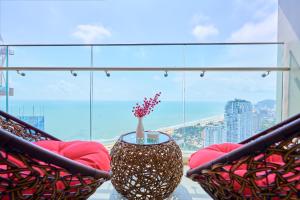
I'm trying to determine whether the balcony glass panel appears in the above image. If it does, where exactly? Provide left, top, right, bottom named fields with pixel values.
left=184, top=44, right=283, bottom=67
left=4, top=43, right=284, bottom=68
left=0, top=43, right=286, bottom=153
left=93, top=44, right=283, bottom=68
left=91, top=71, right=184, bottom=145
left=0, top=46, right=8, bottom=111
left=7, top=71, right=91, bottom=140
left=8, top=46, right=91, bottom=67
left=93, top=45, right=183, bottom=67
left=181, top=72, right=278, bottom=152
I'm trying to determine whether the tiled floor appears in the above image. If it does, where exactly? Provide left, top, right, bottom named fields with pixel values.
left=89, top=167, right=211, bottom=200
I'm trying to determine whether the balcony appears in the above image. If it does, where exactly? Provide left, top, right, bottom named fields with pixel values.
left=1, top=42, right=298, bottom=199
left=0, top=42, right=287, bottom=142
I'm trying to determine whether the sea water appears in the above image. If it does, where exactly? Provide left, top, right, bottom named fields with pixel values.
left=8, top=100, right=225, bottom=143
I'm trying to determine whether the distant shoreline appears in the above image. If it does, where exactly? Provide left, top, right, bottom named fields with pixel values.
left=100, top=114, right=224, bottom=146
left=158, top=114, right=224, bottom=131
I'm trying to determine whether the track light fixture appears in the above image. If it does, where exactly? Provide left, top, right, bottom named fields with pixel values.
left=70, top=70, right=77, bottom=77
left=261, top=71, right=270, bottom=78
left=105, top=70, right=110, bottom=77
left=16, top=70, right=26, bottom=77
left=200, top=71, right=205, bottom=77
left=164, top=71, right=168, bottom=77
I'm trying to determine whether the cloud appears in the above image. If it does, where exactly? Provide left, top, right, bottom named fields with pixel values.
left=72, top=24, right=111, bottom=43
left=228, top=11, right=277, bottom=42
left=192, top=24, right=219, bottom=41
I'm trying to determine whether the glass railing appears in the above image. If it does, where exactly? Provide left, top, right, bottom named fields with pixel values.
left=0, top=43, right=288, bottom=152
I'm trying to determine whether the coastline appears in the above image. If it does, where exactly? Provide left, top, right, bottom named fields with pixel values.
left=100, top=114, right=224, bottom=148
left=157, top=114, right=224, bottom=135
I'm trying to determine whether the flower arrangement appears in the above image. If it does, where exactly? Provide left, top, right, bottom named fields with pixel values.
left=132, top=92, right=161, bottom=118
left=132, top=92, right=161, bottom=140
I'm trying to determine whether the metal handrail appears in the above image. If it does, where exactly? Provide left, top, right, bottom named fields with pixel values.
left=1, top=42, right=284, bottom=47
left=0, top=66, right=290, bottom=72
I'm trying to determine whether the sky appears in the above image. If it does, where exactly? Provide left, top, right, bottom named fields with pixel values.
left=0, top=0, right=278, bottom=43
left=0, top=0, right=281, bottom=103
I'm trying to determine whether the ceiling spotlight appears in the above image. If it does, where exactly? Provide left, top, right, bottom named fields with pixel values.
left=164, top=71, right=168, bottom=77
left=105, top=70, right=110, bottom=77
left=200, top=71, right=205, bottom=78
left=261, top=71, right=270, bottom=78
left=16, top=70, right=26, bottom=77
left=70, top=70, right=77, bottom=77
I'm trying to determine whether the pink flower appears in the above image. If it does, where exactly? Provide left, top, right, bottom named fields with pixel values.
left=132, top=92, right=161, bottom=118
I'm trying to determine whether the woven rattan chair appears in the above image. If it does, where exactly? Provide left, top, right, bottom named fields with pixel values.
left=0, top=110, right=111, bottom=199
left=187, top=113, right=300, bottom=199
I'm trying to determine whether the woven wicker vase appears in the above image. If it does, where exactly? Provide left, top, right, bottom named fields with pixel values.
left=136, top=117, right=144, bottom=139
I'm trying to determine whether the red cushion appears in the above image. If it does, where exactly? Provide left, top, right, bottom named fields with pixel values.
left=188, top=143, right=242, bottom=169
left=188, top=143, right=299, bottom=197
left=34, top=140, right=111, bottom=171
left=0, top=140, right=110, bottom=199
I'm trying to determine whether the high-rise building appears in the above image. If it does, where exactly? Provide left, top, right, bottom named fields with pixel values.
left=253, top=100, right=276, bottom=133
left=252, top=111, right=261, bottom=134
left=19, top=116, right=45, bottom=130
left=225, top=99, right=253, bottom=143
left=204, top=122, right=225, bottom=147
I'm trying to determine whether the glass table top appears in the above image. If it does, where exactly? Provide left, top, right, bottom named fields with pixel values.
left=122, top=131, right=170, bottom=145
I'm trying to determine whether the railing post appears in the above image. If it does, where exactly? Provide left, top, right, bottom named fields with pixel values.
left=182, top=45, right=186, bottom=132
left=89, top=45, right=94, bottom=141
left=5, top=45, right=8, bottom=113
left=282, top=43, right=290, bottom=120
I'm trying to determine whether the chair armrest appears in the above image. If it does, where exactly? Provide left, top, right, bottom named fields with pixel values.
left=0, top=110, right=60, bottom=141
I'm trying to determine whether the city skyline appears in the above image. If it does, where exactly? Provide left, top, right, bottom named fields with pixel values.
left=173, top=98, right=276, bottom=150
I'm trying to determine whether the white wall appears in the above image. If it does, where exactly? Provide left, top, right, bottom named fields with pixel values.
left=278, top=0, right=300, bottom=42
left=278, top=0, right=300, bottom=118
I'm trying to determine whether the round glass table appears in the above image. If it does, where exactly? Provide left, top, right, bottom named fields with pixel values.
left=121, top=131, right=170, bottom=145
left=111, top=131, right=183, bottom=200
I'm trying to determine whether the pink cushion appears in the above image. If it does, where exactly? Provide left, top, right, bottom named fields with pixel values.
left=188, top=143, right=284, bottom=169
left=188, top=143, right=242, bottom=169
left=34, top=140, right=111, bottom=171
left=0, top=140, right=110, bottom=199
left=188, top=143, right=299, bottom=197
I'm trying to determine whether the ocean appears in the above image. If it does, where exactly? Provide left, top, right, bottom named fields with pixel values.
left=8, top=100, right=225, bottom=142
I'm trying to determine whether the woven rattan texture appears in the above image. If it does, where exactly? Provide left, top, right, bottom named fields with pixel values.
left=111, top=138, right=183, bottom=200
left=0, top=115, right=109, bottom=199
left=0, top=116, right=50, bottom=142
left=0, top=149, right=106, bottom=199
left=190, top=137, right=300, bottom=200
